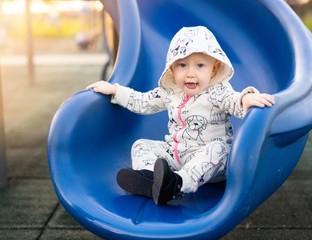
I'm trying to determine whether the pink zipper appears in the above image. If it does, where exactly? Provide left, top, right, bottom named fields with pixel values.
left=173, top=95, right=192, bottom=165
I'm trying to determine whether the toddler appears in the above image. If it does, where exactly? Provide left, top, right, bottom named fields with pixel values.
left=87, top=26, right=275, bottom=205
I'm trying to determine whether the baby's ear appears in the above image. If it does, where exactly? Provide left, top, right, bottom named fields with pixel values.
left=168, top=68, right=176, bottom=83
left=212, top=60, right=221, bottom=78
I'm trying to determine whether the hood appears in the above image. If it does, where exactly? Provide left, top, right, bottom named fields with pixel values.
left=159, top=26, right=234, bottom=90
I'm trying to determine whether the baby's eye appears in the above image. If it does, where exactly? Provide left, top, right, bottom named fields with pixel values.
left=178, top=63, right=187, bottom=68
left=196, top=63, right=205, bottom=68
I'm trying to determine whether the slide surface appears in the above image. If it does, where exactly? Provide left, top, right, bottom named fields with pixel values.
left=48, top=0, right=312, bottom=239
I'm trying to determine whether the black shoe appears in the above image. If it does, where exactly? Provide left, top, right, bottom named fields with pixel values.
left=152, top=159, right=183, bottom=205
left=116, top=168, right=153, bottom=198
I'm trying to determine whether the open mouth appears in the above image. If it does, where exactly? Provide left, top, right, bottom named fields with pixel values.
left=185, top=82, right=198, bottom=89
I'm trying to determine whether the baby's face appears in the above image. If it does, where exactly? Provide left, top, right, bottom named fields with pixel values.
left=171, top=53, right=220, bottom=96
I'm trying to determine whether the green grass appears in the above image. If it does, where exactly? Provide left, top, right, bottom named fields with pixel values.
left=302, top=15, right=312, bottom=31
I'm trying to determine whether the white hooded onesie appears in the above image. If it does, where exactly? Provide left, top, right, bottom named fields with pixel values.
left=111, top=26, right=258, bottom=193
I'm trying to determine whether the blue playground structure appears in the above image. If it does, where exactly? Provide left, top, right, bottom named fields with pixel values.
left=47, top=0, right=312, bottom=239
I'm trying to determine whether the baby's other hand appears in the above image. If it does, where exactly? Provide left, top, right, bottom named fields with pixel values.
left=86, top=81, right=116, bottom=96
left=242, top=93, right=275, bottom=116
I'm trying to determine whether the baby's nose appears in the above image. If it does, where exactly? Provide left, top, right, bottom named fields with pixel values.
left=187, top=67, right=196, bottom=78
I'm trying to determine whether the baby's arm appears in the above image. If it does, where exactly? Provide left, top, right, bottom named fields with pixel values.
left=86, top=81, right=117, bottom=96
left=242, top=92, right=275, bottom=116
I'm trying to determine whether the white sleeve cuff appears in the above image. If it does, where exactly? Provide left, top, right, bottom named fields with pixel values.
left=111, top=83, right=133, bottom=108
left=239, top=86, right=259, bottom=107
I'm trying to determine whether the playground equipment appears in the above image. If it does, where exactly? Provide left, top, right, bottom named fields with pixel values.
left=47, top=0, right=312, bottom=239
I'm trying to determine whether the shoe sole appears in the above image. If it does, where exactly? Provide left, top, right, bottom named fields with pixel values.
left=117, top=168, right=153, bottom=198
left=152, top=159, right=169, bottom=205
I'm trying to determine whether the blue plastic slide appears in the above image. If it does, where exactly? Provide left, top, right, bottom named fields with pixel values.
left=47, top=0, right=312, bottom=239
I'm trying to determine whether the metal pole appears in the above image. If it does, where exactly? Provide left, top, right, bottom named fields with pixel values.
left=100, top=9, right=113, bottom=80
left=0, top=59, right=7, bottom=189
left=25, top=0, right=34, bottom=84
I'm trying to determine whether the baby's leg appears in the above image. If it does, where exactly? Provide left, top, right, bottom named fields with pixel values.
left=178, top=141, right=229, bottom=193
left=117, top=139, right=170, bottom=197
left=131, top=139, right=173, bottom=171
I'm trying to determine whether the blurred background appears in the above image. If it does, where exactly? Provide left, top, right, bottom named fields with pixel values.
left=286, top=0, right=312, bottom=28
left=0, top=0, right=117, bottom=53
left=0, top=0, right=117, bottom=82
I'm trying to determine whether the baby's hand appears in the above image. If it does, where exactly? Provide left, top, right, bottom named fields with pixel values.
left=242, top=93, right=275, bottom=116
left=86, top=81, right=117, bottom=96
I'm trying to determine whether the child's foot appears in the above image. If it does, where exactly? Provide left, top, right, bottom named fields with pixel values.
left=152, top=158, right=183, bottom=205
left=116, top=168, right=153, bottom=198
